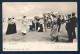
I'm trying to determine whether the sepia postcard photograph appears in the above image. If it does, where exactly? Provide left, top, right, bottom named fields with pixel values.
left=2, top=2, right=78, bottom=51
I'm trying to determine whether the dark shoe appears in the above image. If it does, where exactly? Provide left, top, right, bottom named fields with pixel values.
left=55, top=36, right=59, bottom=42
left=22, top=33, right=26, bottom=36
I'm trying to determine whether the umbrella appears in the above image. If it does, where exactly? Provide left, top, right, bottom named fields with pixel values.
left=34, top=16, right=40, bottom=21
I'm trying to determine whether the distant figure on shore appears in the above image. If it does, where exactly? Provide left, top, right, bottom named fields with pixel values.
left=6, top=18, right=17, bottom=35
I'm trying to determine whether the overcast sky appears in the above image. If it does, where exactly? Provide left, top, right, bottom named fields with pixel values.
left=2, top=2, right=77, bottom=19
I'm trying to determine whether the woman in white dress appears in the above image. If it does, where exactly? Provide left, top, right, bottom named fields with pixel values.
left=50, top=16, right=58, bottom=42
left=21, top=16, right=27, bottom=36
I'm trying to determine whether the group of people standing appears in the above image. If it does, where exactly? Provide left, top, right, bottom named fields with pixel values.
left=66, top=13, right=77, bottom=42
left=5, top=12, right=77, bottom=43
left=29, top=20, right=43, bottom=32
left=50, top=12, right=77, bottom=42
left=6, top=16, right=44, bottom=36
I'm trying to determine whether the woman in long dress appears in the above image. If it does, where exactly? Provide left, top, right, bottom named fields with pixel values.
left=50, top=17, right=58, bottom=42
left=6, top=18, right=17, bottom=35
left=12, top=18, right=17, bottom=33
left=21, top=16, right=27, bottom=36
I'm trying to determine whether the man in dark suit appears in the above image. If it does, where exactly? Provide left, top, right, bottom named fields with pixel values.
left=57, top=15, right=61, bottom=32
left=70, top=13, right=77, bottom=39
left=66, top=13, right=77, bottom=42
left=66, top=14, right=73, bottom=42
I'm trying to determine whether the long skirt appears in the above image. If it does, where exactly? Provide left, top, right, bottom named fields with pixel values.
left=50, top=25, right=58, bottom=37
left=6, top=23, right=17, bottom=35
left=21, top=23, right=27, bottom=34
left=12, top=23, right=17, bottom=33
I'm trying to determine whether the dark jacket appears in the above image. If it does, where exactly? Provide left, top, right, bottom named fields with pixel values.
left=57, top=18, right=61, bottom=25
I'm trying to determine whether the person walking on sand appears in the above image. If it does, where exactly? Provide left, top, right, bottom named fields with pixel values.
left=21, top=16, right=27, bottom=36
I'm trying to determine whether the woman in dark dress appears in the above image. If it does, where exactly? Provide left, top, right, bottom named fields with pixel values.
left=12, top=18, right=17, bottom=33
left=29, top=21, right=35, bottom=31
left=6, top=18, right=17, bottom=35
